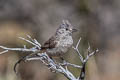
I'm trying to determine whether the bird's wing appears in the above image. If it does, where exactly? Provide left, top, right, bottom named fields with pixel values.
left=41, top=36, right=57, bottom=49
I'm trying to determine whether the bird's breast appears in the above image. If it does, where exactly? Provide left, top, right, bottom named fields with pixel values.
left=46, top=46, right=68, bottom=57
left=46, top=36, right=73, bottom=57
left=58, top=36, right=73, bottom=47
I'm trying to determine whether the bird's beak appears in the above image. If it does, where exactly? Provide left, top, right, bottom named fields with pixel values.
left=72, top=28, right=78, bottom=33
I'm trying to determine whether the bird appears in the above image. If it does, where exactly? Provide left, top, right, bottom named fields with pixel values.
left=40, top=20, right=77, bottom=57
left=14, top=20, right=77, bottom=73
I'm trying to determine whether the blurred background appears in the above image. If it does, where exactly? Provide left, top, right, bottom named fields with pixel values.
left=0, top=0, right=120, bottom=80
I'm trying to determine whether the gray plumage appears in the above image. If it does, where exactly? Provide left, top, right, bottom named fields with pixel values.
left=41, top=20, right=77, bottom=57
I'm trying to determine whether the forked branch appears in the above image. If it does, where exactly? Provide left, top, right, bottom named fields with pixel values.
left=0, top=35, right=98, bottom=80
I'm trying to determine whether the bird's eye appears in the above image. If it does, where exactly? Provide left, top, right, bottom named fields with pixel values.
left=66, top=28, right=69, bottom=31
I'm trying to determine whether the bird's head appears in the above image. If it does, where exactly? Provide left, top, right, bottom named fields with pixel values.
left=56, top=20, right=77, bottom=36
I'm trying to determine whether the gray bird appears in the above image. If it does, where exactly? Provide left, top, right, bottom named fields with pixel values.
left=41, top=20, right=77, bottom=57
left=14, top=20, right=77, bottom=73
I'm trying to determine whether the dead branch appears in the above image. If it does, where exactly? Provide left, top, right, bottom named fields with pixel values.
left=0, top=35, right=98, bottom=80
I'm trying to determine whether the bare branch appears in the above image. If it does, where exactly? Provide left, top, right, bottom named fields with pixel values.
left=0, top=35, right=99, bottom=80
left=0, top=50, right=8, bottom=54
left=78, top=48, right=99, bottom=80
left=34, top=39, right=41, bottom=48
left=84, top=49, right=99, bottom=63
left=19, top=37, right=36, bottom=46
left=72, top=37, right=84, bottom=63
left=19, top=36, right=41, bottom=49
left=26, top=34, right=35, bottom=42
left=76, top=37, right=81, bottom=49
left=0, top=35, right=41, bottom=55
left=59, top=61, right=82, bottom=69
left=26, top=34, right=41, bottom=49
left=0, top=46, right=38, bottom=53
left=26, top=53, right=78, bottom=80
left=79, top=63, right=86, bottom=80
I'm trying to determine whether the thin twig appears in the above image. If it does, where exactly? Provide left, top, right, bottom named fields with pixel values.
left=59, top=61, right=82, bottom=69
left=72, top=37, right=84, bottom=62
left=0, top=46, right=37, bottom=53
left=19, top=37, right=36, bottom=46
left=76, top=37, right=81, bottom=48
left=0, top=50, right=8, bottom=54
left=26, top=35, right=41, bottom=49
left=84, top=49, right=99, bottom=63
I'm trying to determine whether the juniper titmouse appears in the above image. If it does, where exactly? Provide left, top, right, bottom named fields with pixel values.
left=41, top=20, right=77, bottom=57
left=14, top=20, right=77, bottom=73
